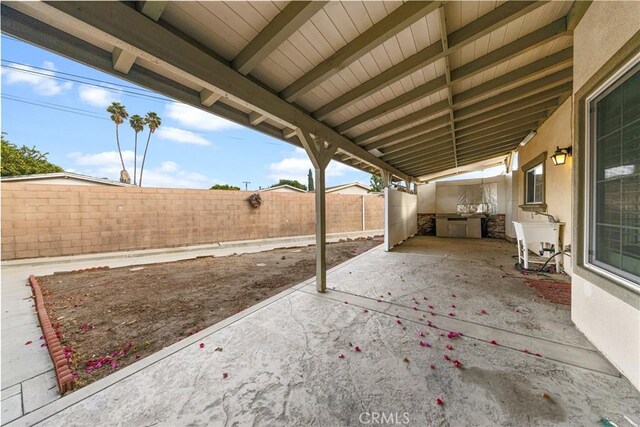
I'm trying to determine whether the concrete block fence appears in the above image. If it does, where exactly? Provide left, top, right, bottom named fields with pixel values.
left=1, top=184, right=384, bottom=260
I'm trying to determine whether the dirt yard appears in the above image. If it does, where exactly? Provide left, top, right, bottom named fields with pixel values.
left=38, top=238, right=382, bottom=390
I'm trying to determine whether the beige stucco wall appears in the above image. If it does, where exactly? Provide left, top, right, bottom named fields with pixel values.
left=571, top=1, right=640, bottom=392
left=417, top=182, right=436, bottom=213
left=573, top=1, right=640, bottom=91
left=516, top=98, right=573, bottom=271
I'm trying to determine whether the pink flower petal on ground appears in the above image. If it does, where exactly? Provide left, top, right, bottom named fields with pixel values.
left=447, top=332, right=462, bottom=339
left=490, top=340, right=498, bottom=345
left=338, top=354, right=345, bottom=359
left=412, top=307, right=417, bottom=311
left=430, top=312, right=436, bottom=316
left=446, top=344, right=454, bottom=350
left=376, top=299, right=382, bottom=303
left=25, top=340, right=32, bottom=345
left=535, top=353, right=542, bottom=357
left=419, top=341, right=431, bottom=348
left=522, top=349, right=530, bottom=354
left=363, top=309, right=369, bottom=313
left=430, top=364, right=436, bottom=369
left=451, top=304, right=456, bottom=308
left=354, top=346, right=361, bottom=352
left=222, top=373, right=228, bottom=379
left=428, top=305, right=434, bottom=309
left=448, top=313, right=455, bottom=317
left=427, top=321, right=434, bottom=327
left=199, top=343, right=205, bottom=349
left=453, top=359, right=463, bottom=368
left=418, top=330, right=425, bottom=337
left=480, top=309, right=488, bottom=315
left=436, top=398, right=444, bottom=406
left=439, top=333, right=445, bottom=337
left=396, top=319, right=402, bottom=325
left=135, top=354, right=141, bottom=360
left=444, top=355, right=451, bottom=361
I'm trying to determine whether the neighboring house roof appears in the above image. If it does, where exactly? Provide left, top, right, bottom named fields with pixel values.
left=1, top=172, right=129, bottom=187
left=326, top=182, right=372, bottom=193
left=258, top=184, right=307, bottom=193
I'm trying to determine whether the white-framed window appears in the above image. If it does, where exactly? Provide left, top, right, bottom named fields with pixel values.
left=520, top=151, right=546, bottom=211
left=525, top=163, right=544, bottom=204
left=586, top=54, right=640, bottom=286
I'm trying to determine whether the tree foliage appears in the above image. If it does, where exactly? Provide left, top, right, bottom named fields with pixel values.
left=307, top=169, right=314, bottom=192
left=210, top=184, right=240, bottom=191
left=1, top=133, right=63, bottom=176
left=271, top=179, right=307, bottom=191
left=369, top=174, right=383, bottom=192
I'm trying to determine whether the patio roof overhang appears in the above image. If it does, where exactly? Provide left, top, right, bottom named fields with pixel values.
left=1, top=0, right=590, bottom=182
left=0, top=0, right=591, bottom=293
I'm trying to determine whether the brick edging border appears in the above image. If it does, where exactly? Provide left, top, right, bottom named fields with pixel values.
left=29, top=275, right=75, bottom=394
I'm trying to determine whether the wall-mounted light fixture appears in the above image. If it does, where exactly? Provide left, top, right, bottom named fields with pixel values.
left=551, top=146, right=572, bottom=165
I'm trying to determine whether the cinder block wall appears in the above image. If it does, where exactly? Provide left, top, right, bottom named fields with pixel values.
left=1, top=184, right=384, bottom=260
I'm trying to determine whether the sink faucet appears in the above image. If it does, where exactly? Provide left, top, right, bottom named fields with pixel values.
left=534, top=211, right=557, bottom=223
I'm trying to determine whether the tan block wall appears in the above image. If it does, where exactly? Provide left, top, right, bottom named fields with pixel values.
left=365, top=195, right=384, bottom=231
left=1, top=184, right=384, bottom=260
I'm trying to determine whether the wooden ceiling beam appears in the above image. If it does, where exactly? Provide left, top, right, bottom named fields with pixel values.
left=281, top=1, right=441, bottom=102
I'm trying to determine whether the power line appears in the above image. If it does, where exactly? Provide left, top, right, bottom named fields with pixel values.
left=2, top=94, right=109, bottom=121
left=2, top=59, right=161, bottom=94
left=1, top=63, right=170, bottom=103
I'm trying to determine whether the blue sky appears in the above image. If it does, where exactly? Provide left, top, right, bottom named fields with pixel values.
left=1, top=36, right=371, bottom=189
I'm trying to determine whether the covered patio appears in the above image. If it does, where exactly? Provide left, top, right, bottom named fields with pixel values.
left=2, top=1, right=639, bottom=424
left=7, top=237, right=639, bottom=425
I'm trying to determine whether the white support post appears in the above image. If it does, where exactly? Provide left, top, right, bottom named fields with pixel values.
left=296, top=128, right=338, bottom=293
left=315, top=166, right=327, bottom=292
left=381, top=170, right=391, bottom=188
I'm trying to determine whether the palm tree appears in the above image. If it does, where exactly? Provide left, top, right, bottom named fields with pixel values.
left=106, top=102, right=130, bottom=183
left=139, top=112, right=161, bottom=187
left=129, top=114, right=145, bottom=185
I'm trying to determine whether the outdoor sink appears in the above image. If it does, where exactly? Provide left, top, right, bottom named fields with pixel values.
left=513, top=221, right=564, bottom=270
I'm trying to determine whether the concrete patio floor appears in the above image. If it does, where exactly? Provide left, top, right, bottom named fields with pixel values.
left=5, top=236, right=640, bottom=426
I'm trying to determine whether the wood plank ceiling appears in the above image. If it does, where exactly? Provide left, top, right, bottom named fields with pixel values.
left=2, top=1, right=584, bottom=181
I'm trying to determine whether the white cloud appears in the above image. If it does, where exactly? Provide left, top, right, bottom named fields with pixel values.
left=165, top=102, right=241, bottom=131
left=1, top=61, right=72, bottom=96
left=156, top=126, right=211, bottom=146
left=67, top=150, right=215, bottom=189
left=267, top=149, right=350, bottom=183
left=68, top=150, right=135, bottom=167
left=78, top=86, right=119, bottom=108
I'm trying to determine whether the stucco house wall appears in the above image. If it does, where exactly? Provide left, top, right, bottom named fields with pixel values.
left=515, top=98, right=573, bottom=272
left=571, top=1, right=640, bottom=391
